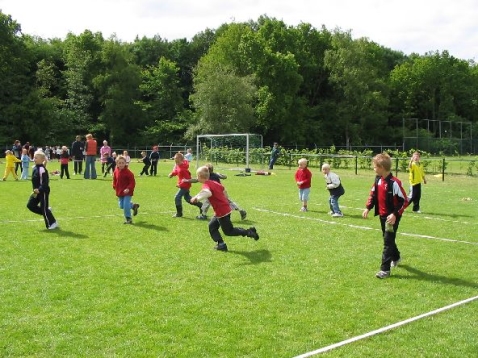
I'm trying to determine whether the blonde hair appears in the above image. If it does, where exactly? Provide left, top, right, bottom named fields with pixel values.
left=373, top=153, right=392, bottom=171
left=34, top=150, right=46, bottom=160
left=174, top=152, right=184, bottom=161
left=115, top=154, right=126, bottom=163
left=196, top=166, right=210, bottom=180
left=321, top=163, right=331, bottom=170
left=298, top=158, right=308, bottom=166
left=86, top=133, right=93, bottom=140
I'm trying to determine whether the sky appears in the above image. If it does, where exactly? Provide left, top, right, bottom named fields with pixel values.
left=1, top=0, right=477, bottom=61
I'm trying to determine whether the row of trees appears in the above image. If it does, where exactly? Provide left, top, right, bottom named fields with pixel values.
left=1, top=11, right=477, bottom=151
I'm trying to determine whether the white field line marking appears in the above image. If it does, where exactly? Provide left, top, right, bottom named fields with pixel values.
left=255, top=208, right=478, bottom=246
left=312, top=203, right=477, bottom=225
left=293, top=295, right=478, bottom=358
left=0, top=212, right=172, bottom=224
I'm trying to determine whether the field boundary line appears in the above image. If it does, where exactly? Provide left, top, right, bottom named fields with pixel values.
left=254, top=208, right=478, bottom=246
left=293, top=295, right=478, bottom=357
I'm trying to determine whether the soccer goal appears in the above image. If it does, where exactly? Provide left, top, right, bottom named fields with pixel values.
left=195, top=133, right=263, bottom=171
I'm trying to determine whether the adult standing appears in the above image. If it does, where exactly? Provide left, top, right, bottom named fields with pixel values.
left=84, top=133, right=98, bottom=179
left=71, top=135, right=85, bottom=175
left=12, top=140, right=22, bottom=175
left=268, top=142, right=281, bottom=170
left=100, top=140, right=112, bottom=174
left=408, top=151, right=427, bottom=213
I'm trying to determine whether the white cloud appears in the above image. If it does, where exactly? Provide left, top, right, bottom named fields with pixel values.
left=0, top=0, right=476, bottom=60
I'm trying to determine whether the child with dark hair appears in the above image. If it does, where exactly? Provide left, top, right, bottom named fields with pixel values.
left=191, top=166, right=259, bottom=252
left=149, top=146, right=160, bottom=176
left=139, top=151, right=151, bottom=176
left=362, top=153, right=409, bottom=279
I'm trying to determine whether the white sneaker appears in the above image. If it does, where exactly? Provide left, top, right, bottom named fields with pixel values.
left=48, top=222, right=59, bottom=230
left=332, top=213, right=343, bottom=217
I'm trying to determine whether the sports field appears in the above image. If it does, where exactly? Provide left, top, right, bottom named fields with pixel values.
left=1, top=160, right=477, bottom=357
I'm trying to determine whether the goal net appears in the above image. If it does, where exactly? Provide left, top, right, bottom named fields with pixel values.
left=195, top=133, right=263, bottom=171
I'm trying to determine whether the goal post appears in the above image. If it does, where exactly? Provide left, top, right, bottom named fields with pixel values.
left=195, top=133, right=263, bottom=171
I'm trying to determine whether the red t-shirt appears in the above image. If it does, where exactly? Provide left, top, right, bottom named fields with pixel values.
left=202, top=180, right=231, bottom=217
left=170, top=160, right=192, bottom=189
left=295, top=167, right=312, bottom=189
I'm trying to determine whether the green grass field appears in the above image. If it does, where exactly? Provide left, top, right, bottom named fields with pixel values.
left=1, top=160, right=477, bottom=357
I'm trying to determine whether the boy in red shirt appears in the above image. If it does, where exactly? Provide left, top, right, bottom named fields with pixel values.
left=113, top=155, right=140, bottom=224
left=190, top=166, right=259, bottom=252
left=362, top=153, right=409, bottom=279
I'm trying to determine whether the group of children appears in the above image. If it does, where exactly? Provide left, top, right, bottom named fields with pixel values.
left=294, top=152, right=426, bottom=279
left=15, top=145, right=427, bottom=279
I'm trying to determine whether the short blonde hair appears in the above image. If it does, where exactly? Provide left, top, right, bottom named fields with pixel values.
left=298, top=158, right=308, bottom=166
left=373, top=153, right=392, bottom=171
left=196, top=166, right=210, bottom=179
left=321, top=163, right=331, bottom=170
left=34, top=150, right=46, bottom=160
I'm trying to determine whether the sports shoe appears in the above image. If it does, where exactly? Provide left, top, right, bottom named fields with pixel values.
left=332, top=212, right=343, bottom=217
left=413, top=210, right=421, bottom=214
left=48, top=222, right=59, bottom=230
left=328, top=211, right=334, bottom=215
left=214, top=243, right=228, bottom=251
left=375, top=270, right=390, bottom=279
left=132, top=203, right=140, bottom=216
left=239, top=210, right=247, bottom=220
left=248, top=227, right=260, bottom=241
left=391, top=258, right=401, bottom=268
left=172, top=213, right=183, bottom=218
left=300, top=207, right=308, bottom=212
left=196, top=214, right=208, bottom=220
left=124, top=218, right=133, bottom=224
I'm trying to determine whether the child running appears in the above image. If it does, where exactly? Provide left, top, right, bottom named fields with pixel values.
left=168, top=152, right=203, bottom=217
left=190, top=166, right=259, bottom=252
left=3, top=150, right=21, bottom=181
left=112, top=155, right=140, bottom=224
left=362, top=153, right=409, bottom=279
left=27, top=150, right=58, bottom=229
left=183, top=163, right=247, bottom=220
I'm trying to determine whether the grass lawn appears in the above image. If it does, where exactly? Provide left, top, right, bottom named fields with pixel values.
left=1, top=159, right=477, bottom=357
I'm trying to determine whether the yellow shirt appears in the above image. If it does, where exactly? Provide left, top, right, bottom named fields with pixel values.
left=409, top=161, right=425, bottom=186
left=5, top=154, right=21, bottom=168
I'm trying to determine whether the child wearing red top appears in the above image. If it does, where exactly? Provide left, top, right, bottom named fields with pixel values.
left=362, top=153, right=409, bottom=279
left=113, top=155, right=140, bottom=224
left=190, top=166, right=259, bottom=252
left=59, top=146, right=70, bottom=179
left=168, top=152, right=202, bottom=218
left=294, top=158, right=312, bottom=212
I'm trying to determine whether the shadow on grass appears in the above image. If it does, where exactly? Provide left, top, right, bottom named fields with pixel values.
left=46, top=229, right=88, bottom=239
left=394, top=264, right=478, bottom=289
left=133, top=221, right=168, bottom=231
left=228, top=249, right=272, bottom=265
left=410, top=211, right=474, bottom=219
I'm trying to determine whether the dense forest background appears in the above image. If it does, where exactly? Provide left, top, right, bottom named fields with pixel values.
left=1, top=10, right=477, bottom=153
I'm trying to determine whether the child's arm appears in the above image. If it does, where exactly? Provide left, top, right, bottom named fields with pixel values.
left=217, top=173, right=227, bottom=180
left=191, top=189, right=211, bottom=203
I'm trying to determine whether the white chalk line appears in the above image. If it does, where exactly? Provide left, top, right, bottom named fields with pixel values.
left=254, top=208, right=478, bottom=246
left=312, top=203, right=477, bottom=225
left=293, top=295, right=478, bottom=357
left=0, top=212, right=172, bottom=224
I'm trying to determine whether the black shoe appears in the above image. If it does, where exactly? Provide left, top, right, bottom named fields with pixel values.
left=124, top=218, right=133, bottom=224
left=133, top=203, right=140, bottom=216
left=239, top=210, right=247, bottom=220
left=214, top=243, right=228, bottom=251
left=172, top=213, right=183, bottom=218
left=248, top=227, right=259, bottom=240
left=196, top=214, right=207, bottom=220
